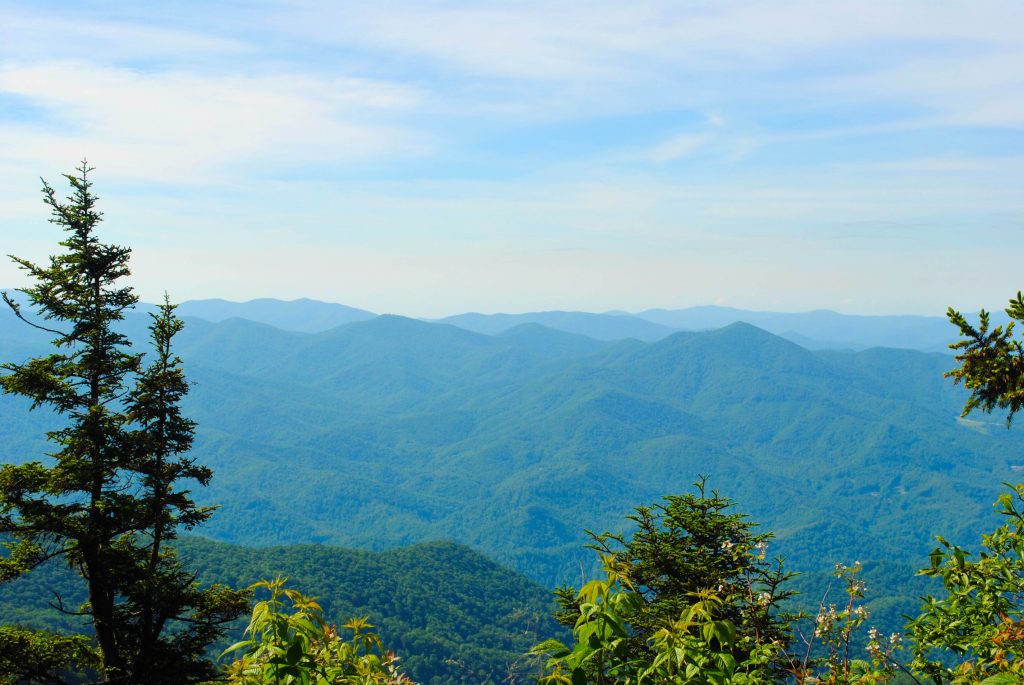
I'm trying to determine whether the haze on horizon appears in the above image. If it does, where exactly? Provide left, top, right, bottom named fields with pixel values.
left=1, top=1, right=1021, bottom=319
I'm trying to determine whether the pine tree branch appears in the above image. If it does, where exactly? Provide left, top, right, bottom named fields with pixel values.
left=1, top=291, right=68, bottom=337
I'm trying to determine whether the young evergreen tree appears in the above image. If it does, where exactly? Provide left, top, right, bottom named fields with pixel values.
left=553, top=479, right=795, bottom=677
left=0, top=163, right=248, bottom=684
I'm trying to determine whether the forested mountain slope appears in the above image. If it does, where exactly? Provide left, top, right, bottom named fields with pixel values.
left=0, top=537, right=559, bottom=685
left=1, top=305, right=1016, bottom=597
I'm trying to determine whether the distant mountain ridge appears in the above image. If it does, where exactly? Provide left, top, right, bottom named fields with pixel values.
left=633, top=306, right=964, bottom=353
left=440, top=306, right=974, bottom=352
left=155, top=295, right=972, bottom=352
left=436, top=310, right=678, bottom=342
left=2, top=289, right=977, bottom=352
left=175, top=297, right=376, bottom=332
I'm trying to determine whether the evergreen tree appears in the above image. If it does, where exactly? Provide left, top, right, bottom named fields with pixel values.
left=0, top=163, right=247, bottom=684
left=947, top=291, right=1024, bottom=425
left=554, top=479, right=795, bottom=676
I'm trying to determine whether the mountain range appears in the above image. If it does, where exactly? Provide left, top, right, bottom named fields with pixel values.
left=1, top=293, right=1019, bottom=651
left=136, top=296, right=983, bottom=352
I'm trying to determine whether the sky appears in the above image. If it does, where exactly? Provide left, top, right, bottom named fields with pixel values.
left=0, top=1, right=1022, bottom=317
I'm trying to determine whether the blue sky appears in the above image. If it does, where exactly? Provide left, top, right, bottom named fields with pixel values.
left=1, top=1, right=1021, bottom=317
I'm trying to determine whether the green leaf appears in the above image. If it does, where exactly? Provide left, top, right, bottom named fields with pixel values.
left=285, top=639, right=304, bottom=666
left=713, top=620, right=736, bottom=647
left=220, top=640, right=253, bottom=658
left=980, top=675, right=1020, bottom=685
left=531, top=639, right=571, bottom=658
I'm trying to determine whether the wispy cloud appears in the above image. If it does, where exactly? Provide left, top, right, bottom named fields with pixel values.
left=0, top=7, right=252, bottom=70
left=648, top=134, right=709, bottom=163
left=0, top=61, right=427, bottom=184
left=274, top=1, right=1024, bottom=122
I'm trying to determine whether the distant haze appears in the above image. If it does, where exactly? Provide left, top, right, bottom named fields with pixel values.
left=1, top=2, right=1021, bottom=316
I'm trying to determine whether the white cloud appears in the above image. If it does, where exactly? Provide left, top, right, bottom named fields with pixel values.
left=823, top=51, right=1024, bottom=128
left=0, top=61, right=427, bottom=184
left=276, top=1, right=1024, bottom=121
left=0, top=9, right=251, bottom=64
left=648, top=134, right=708, bottom=162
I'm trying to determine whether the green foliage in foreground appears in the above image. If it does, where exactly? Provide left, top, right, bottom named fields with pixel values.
left=908, top=484, right=1024, bottom=683
left=533, top=560, right=913, bottom=685
left=222, top=578, right=411, bottom=685
left=554, top=483, right=795, bottom=679
left=534, top=483, right=1024, bottom=684
left=4, top=473, right=1024, bottom=685
left=536, top=560, right=781, bottom=685
left=180, top=482, right=1024, bottom=685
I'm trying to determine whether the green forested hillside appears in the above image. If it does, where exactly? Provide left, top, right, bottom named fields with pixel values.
left=0, top=537, right=561, bottom=685
left=1, top=306, right=1017, bottom=629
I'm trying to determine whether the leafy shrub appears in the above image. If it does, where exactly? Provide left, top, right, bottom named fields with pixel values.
left=223, top=577, right=412, bottom=685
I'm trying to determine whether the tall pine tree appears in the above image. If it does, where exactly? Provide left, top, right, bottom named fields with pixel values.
left=0, top=163, right=247, bottom=684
